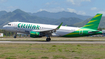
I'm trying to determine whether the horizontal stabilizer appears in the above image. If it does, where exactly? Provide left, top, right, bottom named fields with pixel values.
left=88, top=31, right=99, bottom=34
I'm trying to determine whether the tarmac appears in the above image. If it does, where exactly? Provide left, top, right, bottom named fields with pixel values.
left=0, top=37, right=105, bottom=44
left=0, top=41, right=105, bottom=44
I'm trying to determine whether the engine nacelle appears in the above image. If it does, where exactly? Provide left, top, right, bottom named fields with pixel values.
left=30, top=31, right=42, bottom=38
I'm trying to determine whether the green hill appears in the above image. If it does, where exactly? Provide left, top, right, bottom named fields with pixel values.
left=31, top=11, right=91, bottom=20
left=54, top=17, right=83, bottom=26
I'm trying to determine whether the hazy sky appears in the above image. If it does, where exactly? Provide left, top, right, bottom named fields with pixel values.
left=0, top=0, right=105, bottom=16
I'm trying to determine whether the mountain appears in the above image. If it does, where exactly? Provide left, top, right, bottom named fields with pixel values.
left=0, top=11, right=7, bottom=17
left=0, top=9, right=105, bottom=28
left=0, top=9, right=83, bottom=28
left=31, top=11, right=91, bottom=20
left=0, top=9, right=56, bottom=28
left=73, top=16, right=105, bottom=28
left=54, top=17, right=83, bottom=26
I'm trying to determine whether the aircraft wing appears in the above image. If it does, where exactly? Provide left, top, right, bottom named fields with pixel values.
left=32, top=29, right=55, bottom=32
left=32, top=22, right=63, bottom=33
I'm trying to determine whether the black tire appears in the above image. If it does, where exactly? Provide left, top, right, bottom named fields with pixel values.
left=14, top=36, right=16, bottom=38
left=46, top=38, right=51, bottom=41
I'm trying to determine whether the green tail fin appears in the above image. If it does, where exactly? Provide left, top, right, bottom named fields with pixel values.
left=81, top=13, right=102, bottom=30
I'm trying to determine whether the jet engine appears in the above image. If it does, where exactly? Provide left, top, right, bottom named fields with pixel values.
left=30, top=31, right=42, bottom=38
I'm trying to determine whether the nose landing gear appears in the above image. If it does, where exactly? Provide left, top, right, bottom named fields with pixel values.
left=14, top=32, right=17, bottom=38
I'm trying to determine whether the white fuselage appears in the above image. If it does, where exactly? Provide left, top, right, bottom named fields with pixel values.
left=3, top=22, right=80, bottom=36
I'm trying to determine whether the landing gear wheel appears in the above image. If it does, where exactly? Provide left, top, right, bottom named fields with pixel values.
left=14, top=36, right=16, bottom=38
left=46, top=38, right=51, bottom=41
left=14, top=32, right=17, bottom=38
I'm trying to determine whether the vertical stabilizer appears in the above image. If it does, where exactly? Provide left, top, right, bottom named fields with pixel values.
left=81, top=13, right=102, bottom=30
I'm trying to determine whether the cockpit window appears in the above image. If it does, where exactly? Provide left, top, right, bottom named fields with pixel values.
left=8, top=24, right=11, bottom=26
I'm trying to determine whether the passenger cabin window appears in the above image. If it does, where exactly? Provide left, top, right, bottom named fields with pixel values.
left=8, top=24, right=11, bottom=26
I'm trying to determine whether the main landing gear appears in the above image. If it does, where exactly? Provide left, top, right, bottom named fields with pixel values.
left=46, top=34, right=51, bottom=41
left=14, top=36, right=17, bottom=38
left=46, top=37, right=51, bottom=41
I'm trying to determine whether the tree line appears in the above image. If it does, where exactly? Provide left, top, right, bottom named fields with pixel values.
left=0, top=29, right=14, bottom=37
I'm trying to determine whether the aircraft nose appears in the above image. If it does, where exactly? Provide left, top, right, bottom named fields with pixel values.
left=2, top=25, right=8, bottom=30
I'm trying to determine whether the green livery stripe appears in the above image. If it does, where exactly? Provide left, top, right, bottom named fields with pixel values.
left=82, top=13, right=102, bottom=30
left=63, top=30, right=102, bottom=37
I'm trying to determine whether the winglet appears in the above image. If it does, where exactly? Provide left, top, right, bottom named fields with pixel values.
left=56, top=22, right=63, bottom=29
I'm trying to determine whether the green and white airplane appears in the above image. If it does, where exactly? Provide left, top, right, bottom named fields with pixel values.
left=3, top=13, right=102, bottom=41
